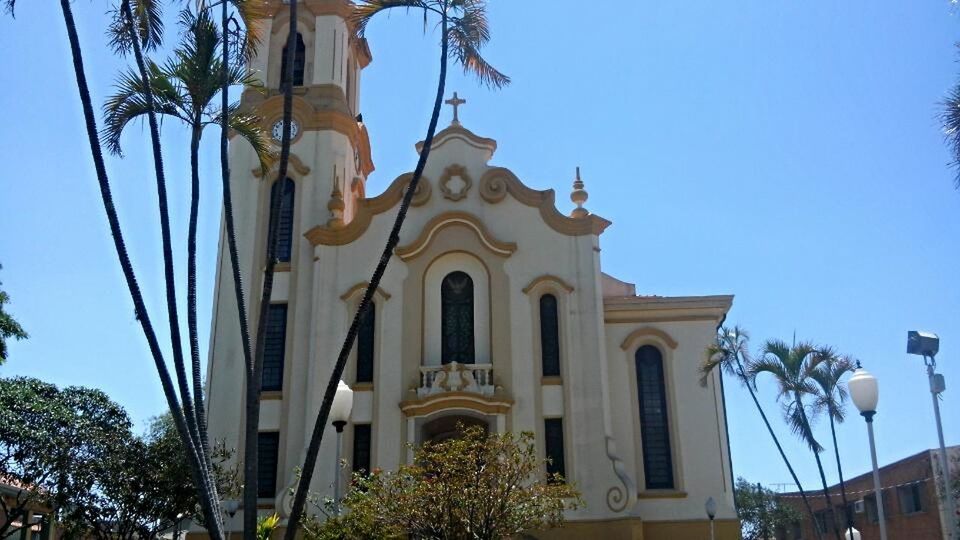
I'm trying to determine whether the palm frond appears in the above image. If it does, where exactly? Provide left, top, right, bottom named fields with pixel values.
left=351, top=0, right=431, bottom=39
left=941, top=48, right=960, bottom=189
left=785, top=400, right=823, bottom=453
left=101, top=65, right=183, bottom=155
left=107, top=0, right=164, bottom=55
left=3, top=0, right=16, bottom=17
left=447, top=22, right=509, bottom=89
left=227, top=0, right=268, bottom=60
left=214, top=105, right=275, bottom=174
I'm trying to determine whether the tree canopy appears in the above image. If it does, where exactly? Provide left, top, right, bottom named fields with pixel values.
left=303, top=425, right=582, bottom=540
left=0, top=265, right=27, bottom=364
left=734, top=477, right=801, bottom=540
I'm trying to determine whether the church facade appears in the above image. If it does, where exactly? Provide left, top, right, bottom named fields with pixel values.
left=205, top=1, right=739, bottom=538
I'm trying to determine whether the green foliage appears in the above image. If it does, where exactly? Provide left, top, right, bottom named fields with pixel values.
left=0, top=264, right=28, bottom=364
left=257, top=513, right=281, bottom=540
left=0, top=377, right=130, bottom=537
left=750, top=340, right=824, bottom=453
left=101, top=8, right=274, bottom=173
left=734, top=477, right=801, bottom=540
left=302, top=425, right=582, bottom=540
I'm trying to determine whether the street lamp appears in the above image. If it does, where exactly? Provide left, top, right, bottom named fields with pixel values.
left=906, top=331, right=958, bottom=540
left=222, top=500, right=240, bottom=540
left=848, top=364, right=888, bottom=540
left=330, top=379, right=354, bottom=515
left=705, top=496, right=717, bottom=540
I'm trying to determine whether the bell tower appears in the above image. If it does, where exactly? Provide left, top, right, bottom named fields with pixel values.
left=206, top=0, right=375, bottom=510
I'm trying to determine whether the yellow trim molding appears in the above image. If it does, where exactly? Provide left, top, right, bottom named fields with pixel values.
left=252, top=154, right=311, bottom=179
left=637, top=489, right=687, bottom=499
left=620, top=327, right=679, bottom=351
left=260, top=391, right=283, bottom=401
left=541, top=376, right=563, bottom=386
left=439, top=164, right=473, bottom=201
left=305, top=172, right=431, bottom=246
left=340, top=281, right=392, bottom=302
left=479, top=167, right=612, bottom=237
left=415, top=124, right=497, bottom=158
left=395, top=211, right=517, bottom=261
left=351, top=382, right=374, bottom=392
left=522, top=274, right=575, bottom=295
left=399, top=391, right=514, bottom=418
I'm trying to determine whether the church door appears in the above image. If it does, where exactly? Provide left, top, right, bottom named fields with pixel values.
left=441, top=271, right=475, bottom=364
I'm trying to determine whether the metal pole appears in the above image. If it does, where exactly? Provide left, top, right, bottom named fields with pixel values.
left=334, top=428, right=343, bottom=514
left=864, top=412, right=888, bottom=540
left=927, top=357, right=958, bottom=539
left=709, top=517, right=715, bottom=540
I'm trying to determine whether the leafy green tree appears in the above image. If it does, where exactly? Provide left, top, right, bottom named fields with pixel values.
left=809, top=349, right=855, bottom=536
left=734, top=477, right=801, bottom=540
left=701, top=327, right=820, bottom=538
left=302, top=425, right=582, bottom=540
left=284, top=1, right=509, bottom=534
left=750, top=340, right=841, bottom=540
left=0, top=265, right=27, bottom=364
left=0, top=377, right=130, bottom=538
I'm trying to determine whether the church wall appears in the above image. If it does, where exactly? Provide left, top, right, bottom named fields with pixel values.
left=604, top=319, right=737, bottom=522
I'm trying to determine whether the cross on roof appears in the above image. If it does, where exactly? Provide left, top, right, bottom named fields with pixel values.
left=444, top=92, right=466, bottom=125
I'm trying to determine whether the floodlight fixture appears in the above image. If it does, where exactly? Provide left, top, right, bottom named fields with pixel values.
left=907, top=331, right=939, bottom=358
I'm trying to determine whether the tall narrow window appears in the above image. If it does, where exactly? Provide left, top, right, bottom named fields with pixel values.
left=279, top=32, right=305, bottom=88
left=356, top=302, right=375, bottom=383
left=257, top=432, right=280, bottom=498
left=539, top=294, right=561, bottom=377
left=544, top=418, right=566, bottom=481
left=268, top=178, right=295, bottom=262
left=635, top=345, right=674, bottom=489
left=352, top=424, right=372, bottom=474
left=441, top=271, right=474, bottom=364
left=261, top=304, right=288, bottom=391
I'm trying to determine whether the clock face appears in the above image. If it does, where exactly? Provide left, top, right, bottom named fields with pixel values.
left=271, top=119, right=300, bottom=142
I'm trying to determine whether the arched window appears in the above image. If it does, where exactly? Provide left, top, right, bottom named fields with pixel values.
left=279, top=32, right=306, bottom=88
left=441, top=271, right=474, bottom=364
left=268, top=178, right=295, bottom=262
left=635, top=345, right=674, bottom=489
left=356, top=302, right=375, bottom=383
left=539, top=294, right=561, bottom=377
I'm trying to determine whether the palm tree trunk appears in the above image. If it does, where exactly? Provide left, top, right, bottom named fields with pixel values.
left=829, top=412, right=853, bottom=538
left=242, top=0, right=298, bottom=533
left=282, top=11, right=451, bottom=539
left=118, top=0, right=220, bottom=528
left=797, top=398, right=841, bottom=540
left=59, top=1, right=223, bottom=537
left=737, top=361, right=822, bottom=539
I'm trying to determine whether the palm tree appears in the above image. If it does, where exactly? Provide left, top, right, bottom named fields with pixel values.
left=701, top=327, right=821, bottom=539
left=103, top=11, right=273, bottom=537
left=810, top=349, right=856, bottom=538
left=3, top=0, right=226, bottom=536
left=282, top=1, right=509, bottom=536
left=940, top=51, right=960, bottom=189
left=750, top=340, right=841, bottom=540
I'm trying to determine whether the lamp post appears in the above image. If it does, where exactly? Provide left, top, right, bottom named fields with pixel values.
left=330, top=379, right=354, bottom=515
left=222, top=500, right=239, bottom=540
left=848, top=365, right=887, bottom=540
left=907, top=331, right=958, bottom=540
left=705, top=496, right=717, bottom=540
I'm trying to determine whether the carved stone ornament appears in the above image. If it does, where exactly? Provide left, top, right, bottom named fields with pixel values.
left=439, top=164, right=473, bottom=202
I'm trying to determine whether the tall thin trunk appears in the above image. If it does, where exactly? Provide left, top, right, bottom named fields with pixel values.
left=117, top=0, right=220, bottom=528
left=59, top=1, right=222, bottom=537
left=282, top=11, right=451, bottom=539
left=737, top=361, right=822, bottom=540
left=797, top=397, right=841, bottom=540
left=829, top=412, right=854, bottom=538
left=242, top=0, right=298, bottom=533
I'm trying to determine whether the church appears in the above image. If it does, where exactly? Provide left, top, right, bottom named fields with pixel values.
left=204, top=1, right=739, bottom=538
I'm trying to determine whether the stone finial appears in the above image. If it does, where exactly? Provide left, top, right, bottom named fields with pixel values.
left=570, top=166, right=589, bottom=218
left=327, top=165, right=345, bottom=229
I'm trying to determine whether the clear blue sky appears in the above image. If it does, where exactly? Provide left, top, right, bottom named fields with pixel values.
left=1, top=1, right=958, bottom=493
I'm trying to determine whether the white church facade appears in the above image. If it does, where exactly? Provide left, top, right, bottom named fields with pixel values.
left=205, top=1, right=739, bottom=538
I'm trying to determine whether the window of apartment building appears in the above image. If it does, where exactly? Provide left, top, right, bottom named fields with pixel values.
left=897, top=481, right=924, bottom=514
left=865, top=494, right=880, bottom=523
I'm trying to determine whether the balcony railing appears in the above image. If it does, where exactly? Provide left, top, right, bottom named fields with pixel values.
left=417, top=362, right=494, bottom=398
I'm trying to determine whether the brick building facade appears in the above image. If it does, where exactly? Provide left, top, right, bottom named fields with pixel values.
left=778, top=446, right=959, bottom=540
